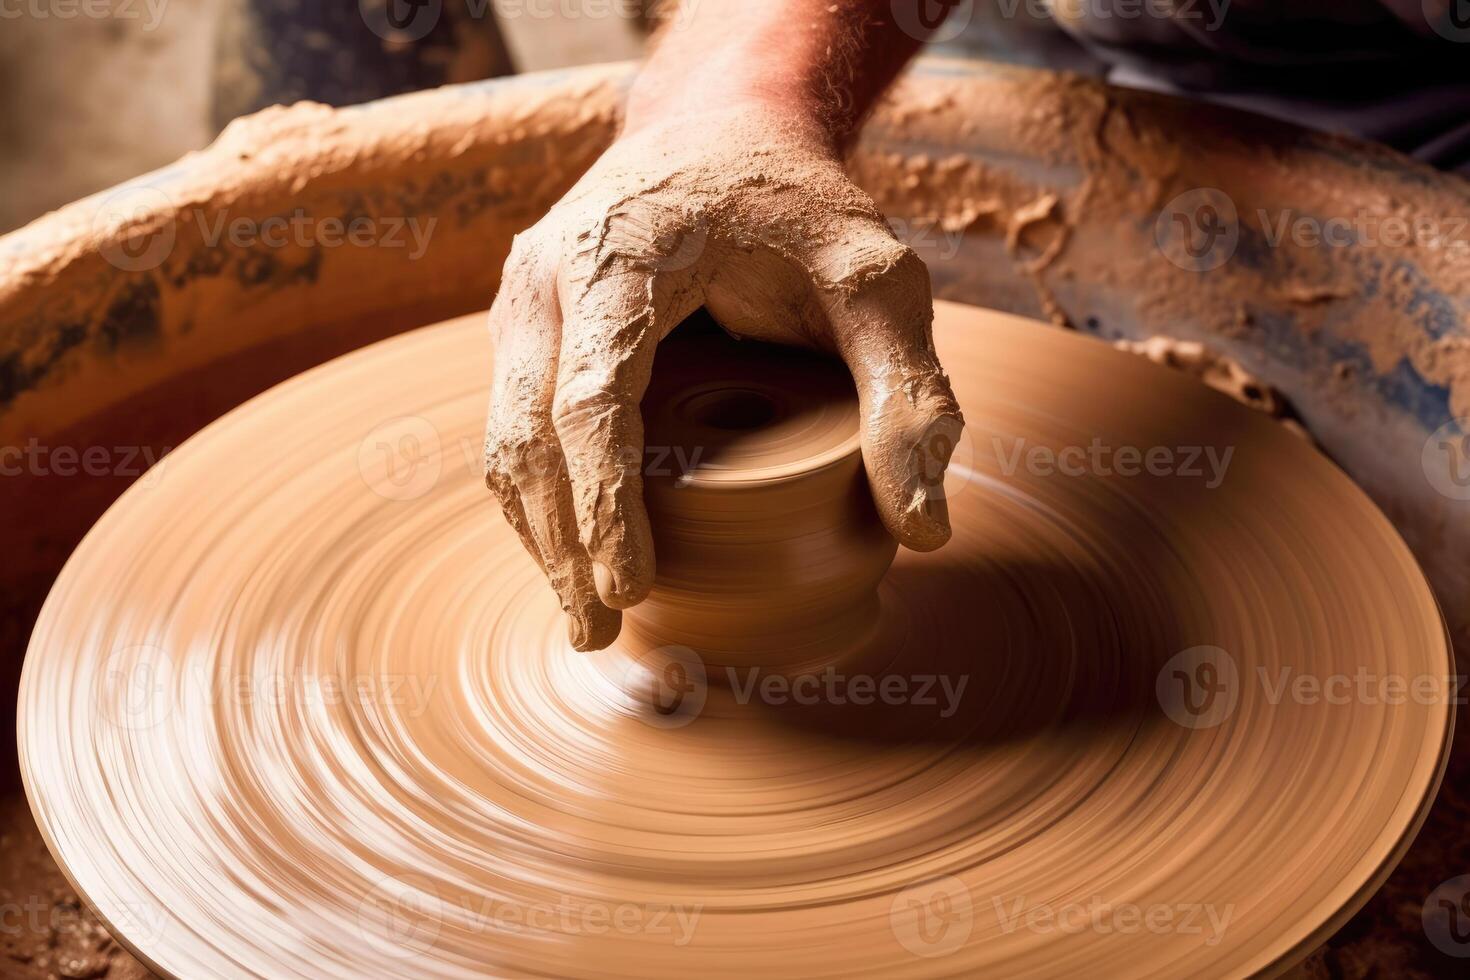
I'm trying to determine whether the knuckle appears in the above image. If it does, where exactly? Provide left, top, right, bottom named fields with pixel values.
left=507, top=227, right=547, bottom=266
left=552, top=381, right=632, bottom=447
left=483, top=457, right=515, bottom=499
left=499, top=230, right=554, bottom=290
left=491, top=236, right=557, bottom=336
left=871, top=241, right=931, bottom=295
left=576, top=194, right=708, bottom=276
left=810, top=222, right=930, bottom=299
left=551, top=379, right=648, bottom=484
left=484, top=429, right=563, bottom=486
left=902, top=360, right=963, bottom=419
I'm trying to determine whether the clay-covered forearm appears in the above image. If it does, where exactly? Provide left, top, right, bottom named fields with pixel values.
left=485, top=3, right=963, bottom=650
left=626, top=0, right=931, bottom=146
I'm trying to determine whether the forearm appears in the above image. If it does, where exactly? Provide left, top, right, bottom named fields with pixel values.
left=625, top=0, right=934, bottom=147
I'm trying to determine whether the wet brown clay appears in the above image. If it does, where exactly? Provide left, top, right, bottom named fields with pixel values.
left=18, top=302, right=1452, bottom=979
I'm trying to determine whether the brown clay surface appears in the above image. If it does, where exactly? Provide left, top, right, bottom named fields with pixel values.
left=17, top=302, right=1453, bottom=977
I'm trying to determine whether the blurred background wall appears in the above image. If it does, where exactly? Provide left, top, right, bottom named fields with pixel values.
left=0, top=0, right=645, bottom=234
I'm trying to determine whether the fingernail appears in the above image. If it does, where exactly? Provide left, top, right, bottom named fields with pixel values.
left=566, top=600, right=621, bottom=651
left=921, top=482, right=949, bottom=516
left=593, top=560, right=638, bottom=608
left=567, top=609, right=590, bottom=650
left=593, top=561, right=619, bottom=603
left=906, top=487, right=952, bottom=552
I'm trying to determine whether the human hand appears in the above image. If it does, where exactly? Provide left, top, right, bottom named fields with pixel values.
left=483, top=100, right=963, bottom=651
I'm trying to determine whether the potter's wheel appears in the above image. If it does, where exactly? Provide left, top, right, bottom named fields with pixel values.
left=19, top=301, right=1452, bottom=978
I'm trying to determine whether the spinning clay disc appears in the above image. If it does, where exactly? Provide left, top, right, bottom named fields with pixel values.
left=19, top=301, right=1452, bottom=978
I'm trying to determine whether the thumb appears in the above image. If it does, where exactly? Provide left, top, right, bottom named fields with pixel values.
left=816, top=241, right=964, bottom=551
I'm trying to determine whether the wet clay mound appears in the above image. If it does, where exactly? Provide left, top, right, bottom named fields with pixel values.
left=18, top=302, right=1451, bottom=978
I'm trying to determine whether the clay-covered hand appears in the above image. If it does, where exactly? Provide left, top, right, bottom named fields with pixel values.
left=484, top=106, right=964, bottom=651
